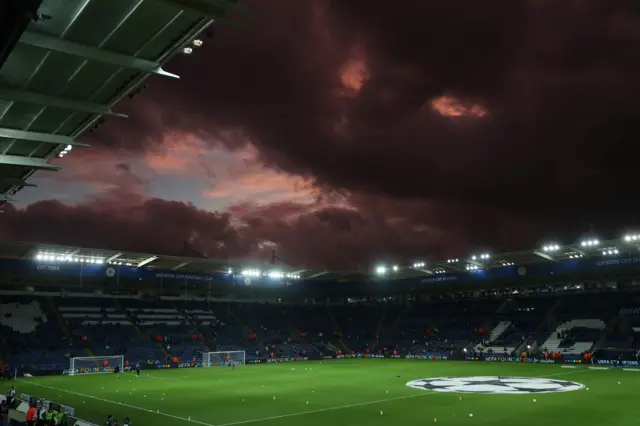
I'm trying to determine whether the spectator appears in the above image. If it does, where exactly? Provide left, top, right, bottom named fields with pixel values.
left=26, top=404, right=36, bottom=426
left=0, top=400, right=9, bottom=426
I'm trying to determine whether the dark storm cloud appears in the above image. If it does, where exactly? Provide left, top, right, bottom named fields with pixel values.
left=84, top=0, right=640, bottom=241
left=1, top=195, right=473, bottom=270
left=0, top=199, right=241, bottom=259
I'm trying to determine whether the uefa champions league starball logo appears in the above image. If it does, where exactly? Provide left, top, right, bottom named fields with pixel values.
left=406, top=376, right=584, bottom=394
left=105, top=267, right=116, bottom=277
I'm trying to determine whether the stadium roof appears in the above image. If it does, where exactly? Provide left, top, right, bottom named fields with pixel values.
left=0, top=0, right=237, bottom=204
left=1, top=232, right=639, bottom=281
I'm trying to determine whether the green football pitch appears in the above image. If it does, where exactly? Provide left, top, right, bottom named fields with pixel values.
left=14, top=360, right=640, bottom=426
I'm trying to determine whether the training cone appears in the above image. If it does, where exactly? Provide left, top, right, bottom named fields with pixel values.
left=380, top=410, right=383, bottom=415
left=156, top=409, right=159, bottom=413
left=433, top=417, right=437, bottom=423
left=306, top=401, right=309, bottom=405
left=273, top=396, right=276, bottom=400
left=188, top=417, right=191, bottom=421
left=459, top=396, right=462, bottom=401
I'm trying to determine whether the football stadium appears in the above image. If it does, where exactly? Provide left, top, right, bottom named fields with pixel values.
left=3, top=241, right=640, bottom=426
left=1, top=1, right=640, bottom=426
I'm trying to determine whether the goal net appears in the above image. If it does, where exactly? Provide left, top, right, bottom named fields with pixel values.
left=201, top=350, right=245, bottom=367
left=68, top=355, right=124, bottom=376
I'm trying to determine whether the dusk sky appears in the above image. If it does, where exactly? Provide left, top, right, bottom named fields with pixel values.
left=1, top=0, right=639, bottom=270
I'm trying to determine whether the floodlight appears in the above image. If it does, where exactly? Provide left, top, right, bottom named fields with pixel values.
left=241, top=269, right=260, bottom=277
left=447, top=258, right=459, bottom=263
left=542, top=244, right=560, bottom=252
left=182, top=47, right=193, bottom=55
left=602, top=249, right=619, bottom=256
left=192, top=39, right=203, bottom=47
left=580, top=239, right=599, bottom=247
left=375, top=266, right=387, bottom=275
left=624, top=234, right=640, bottom=242
left=412, top=262, right=425, bottom=268
left=228, top=268, right=233, bottom=274
left=392, top=265, right=398, bottom=272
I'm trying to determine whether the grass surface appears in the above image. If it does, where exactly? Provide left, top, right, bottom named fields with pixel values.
left=13, top=360, right=640, bottom=426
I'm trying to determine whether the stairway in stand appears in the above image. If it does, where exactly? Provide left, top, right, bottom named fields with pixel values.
left=46, top=297, right=95, bottom=358
left=171, top=301, right=215, bottom=351
left=112, top=299, right=171, bottom=358
left=46, top=297, right=71, bottom=338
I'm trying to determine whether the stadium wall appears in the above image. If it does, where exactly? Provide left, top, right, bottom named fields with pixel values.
left=21, top=353, right=598, bottom=378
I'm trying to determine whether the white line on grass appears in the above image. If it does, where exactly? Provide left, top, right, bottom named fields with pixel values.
left=20, top=381, right=215, bottom=426
left=215, top=369, right=593, bottom=426
left=20, top=367, right=591, bottom=426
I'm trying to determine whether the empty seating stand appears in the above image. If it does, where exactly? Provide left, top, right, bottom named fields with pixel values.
left=541, top=319, right=605, bottom=354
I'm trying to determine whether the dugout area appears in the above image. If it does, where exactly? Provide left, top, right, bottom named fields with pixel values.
left=11, top=359, right=640, bottom=426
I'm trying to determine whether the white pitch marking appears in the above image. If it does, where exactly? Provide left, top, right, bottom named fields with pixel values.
left=20, top=366, right=591, bottom=426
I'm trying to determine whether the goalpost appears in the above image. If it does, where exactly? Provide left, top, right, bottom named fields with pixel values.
left=68, top=355, right=124, bottom=376
left=200, top=350, right=245, bottom=367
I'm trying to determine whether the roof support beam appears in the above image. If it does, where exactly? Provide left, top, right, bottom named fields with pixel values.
left=105, top=253, right=123, bottom=263
left=19, top=31, right=180, bottom=79
left=0, top=127, right=88, bottom=147
left=137, top=256, right=158, bottom=268
left=172, top=261, right=191, bottom=271
left=0, top=154, right=60, bottom=170
left=533, top=250, right=554, bottom=261
left=0, top=87, right=127, bottom=118
left=0, top=194, right=16, bottom=202
left=0, top=177, right=36, bottom=187
left=63, top=249, right=81, bottom=260
left=307, top=271, right=328, bottom=279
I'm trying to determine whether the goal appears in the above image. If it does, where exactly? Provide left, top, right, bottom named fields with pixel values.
left=68, top=355, right=124, bottom=376
left=201, top=350, right=245, bottom=367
